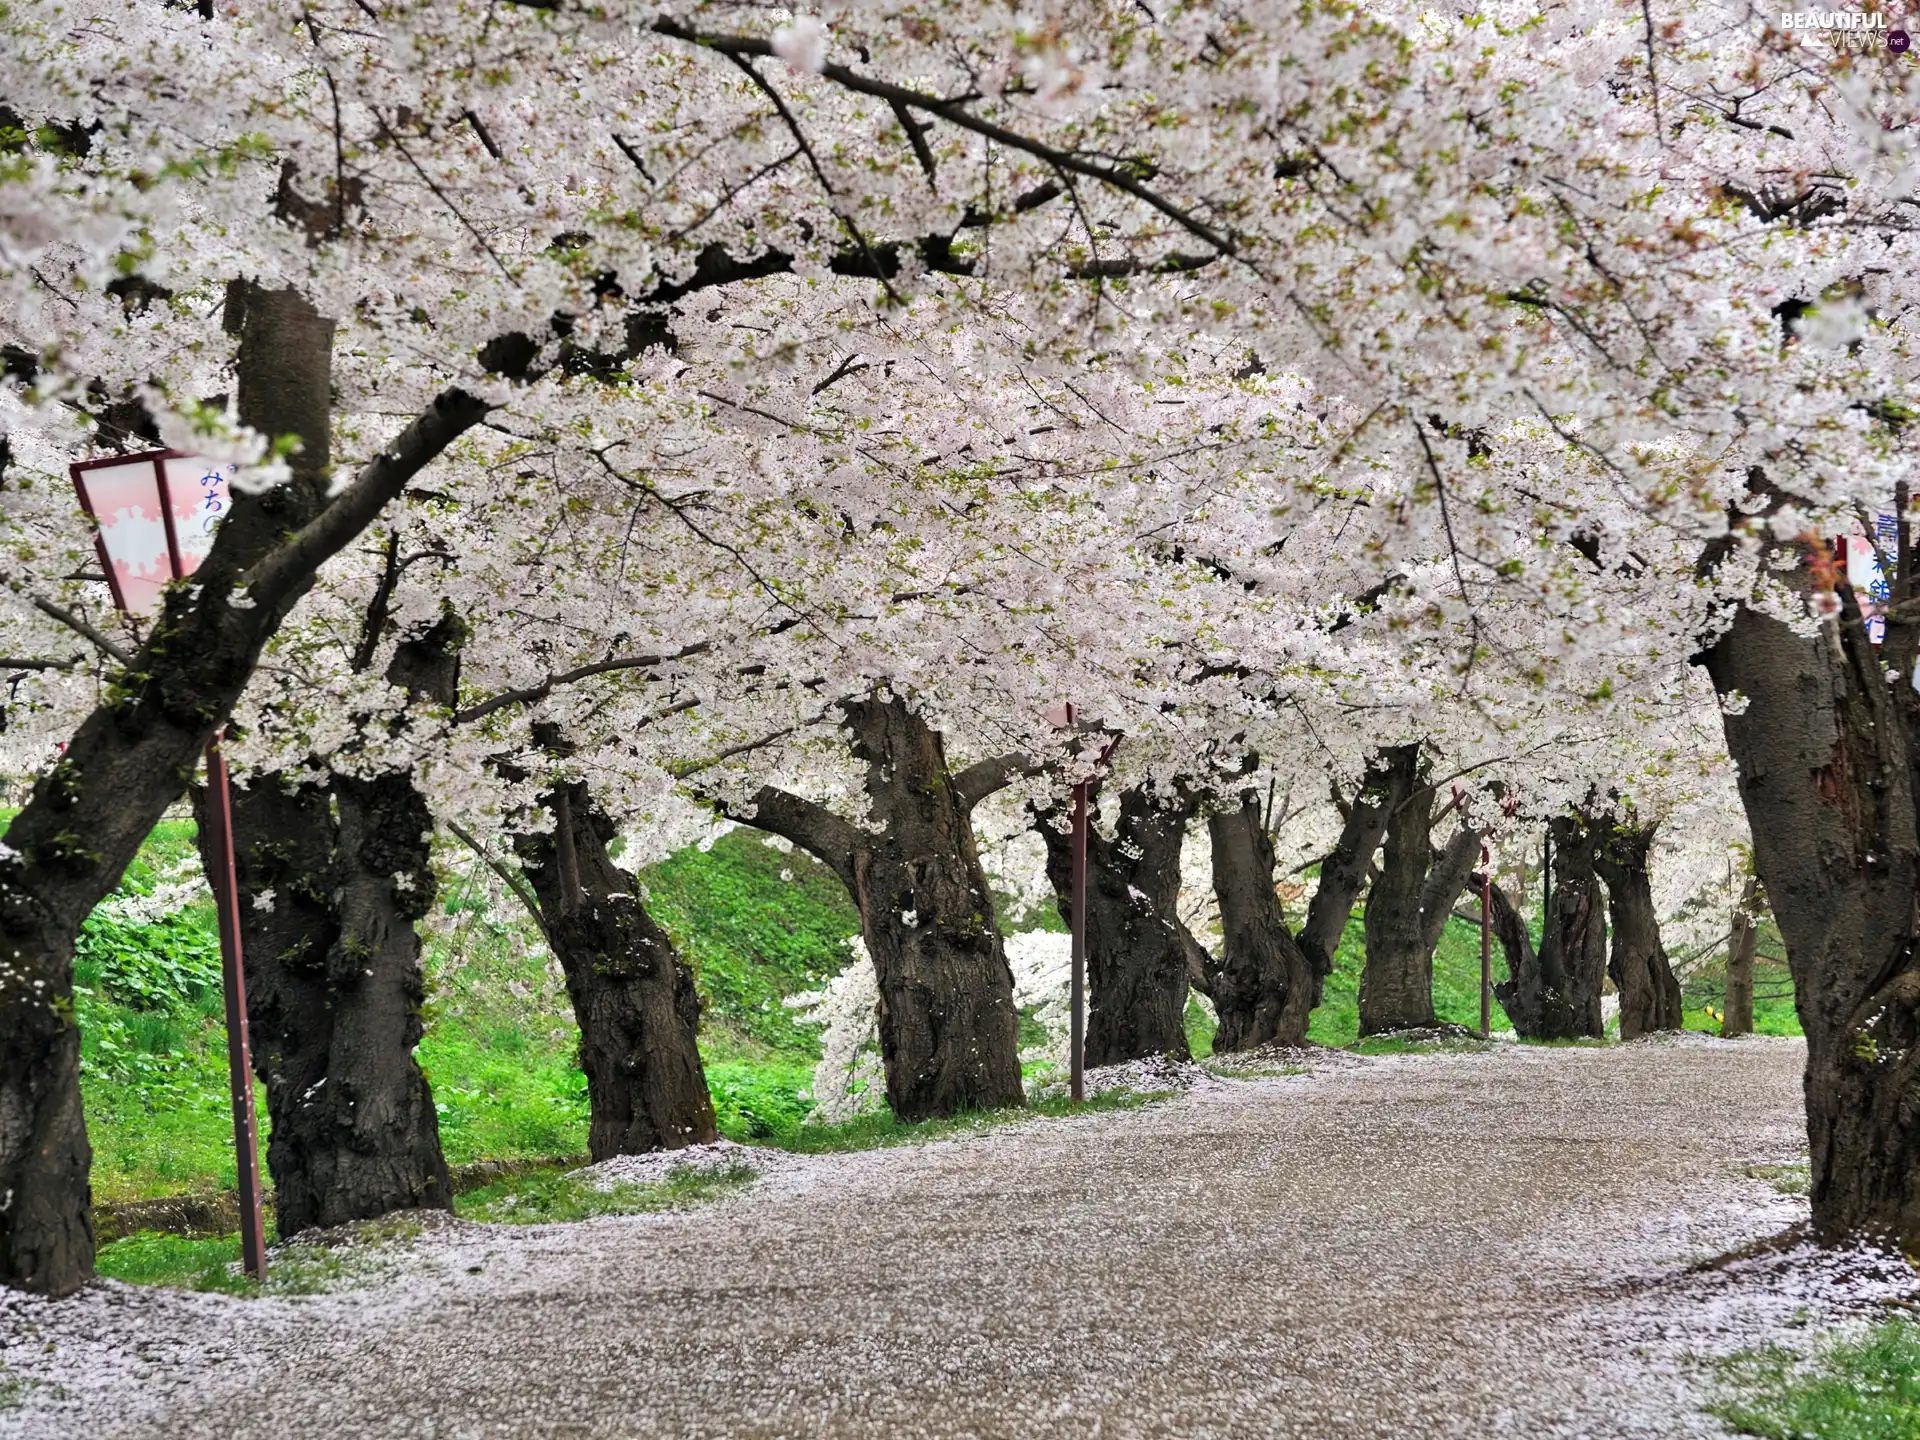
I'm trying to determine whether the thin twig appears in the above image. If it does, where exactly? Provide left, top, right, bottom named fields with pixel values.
left=30, top=595, right=133, bottom=665
left=447, top=817, right=553, bottom=949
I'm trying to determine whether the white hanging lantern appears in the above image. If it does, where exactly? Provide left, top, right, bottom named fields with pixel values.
left=68, top=451, right=234, bottom=618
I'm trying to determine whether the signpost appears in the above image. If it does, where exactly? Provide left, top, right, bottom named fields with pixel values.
left=69, top=451, right=267, bottom=1281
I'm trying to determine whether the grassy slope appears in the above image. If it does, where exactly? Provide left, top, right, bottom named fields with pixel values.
left=83, top=826, right=860, bottom=1201
left=77, top=817, right=1802, bottom=1203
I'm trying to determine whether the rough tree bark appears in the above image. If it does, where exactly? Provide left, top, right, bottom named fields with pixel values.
left=1483, top=815, right=1608, bottom=1040
left=1358, top=746, right=1482, bottom=1036
left=1723, top=874, right=1760, bottom=1038
left=1205, top=796, right=1315, bottom=1050
left=1201, top=764, right=1393, bottom=1051
left=0, top=276, right=484, bottom=1292
left=1594, top=822, right=1683, bottom=1041
left=1034, top=783, right=1204, bottom=1065
left=518, top=778, right=717, bottom=1158
left=206, top=611, right=464, bottom=1234
left=735, top=695, right=1023, bottom=1121
left=1701, top=549, right=1920, bottom=1246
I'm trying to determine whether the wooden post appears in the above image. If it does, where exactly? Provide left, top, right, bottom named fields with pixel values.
left=203, top=736, right=267, bottom=1282
left=1070, top=776, right=1089, bottom=1106
left=1479, top=844, right=1492, bottom=1041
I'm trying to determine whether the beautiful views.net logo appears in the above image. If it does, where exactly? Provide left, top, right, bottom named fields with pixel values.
left=1779, top=10, right=1912, bottom=50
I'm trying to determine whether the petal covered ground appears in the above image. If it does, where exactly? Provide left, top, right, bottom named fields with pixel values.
left=0, top=1037, right=1876, bottom=1438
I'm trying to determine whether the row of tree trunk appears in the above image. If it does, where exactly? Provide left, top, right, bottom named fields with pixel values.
left=1478, top=816, right=1683, bottom=1042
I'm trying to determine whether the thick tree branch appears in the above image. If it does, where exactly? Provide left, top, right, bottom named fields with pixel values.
left=1298, top=758, right=1393, bottom=972
left=453, top=641, right=713, bottom=726
left=953, top=751, right=1037, bottom=811
left=243, top=388, right=492, bottom=613
left=724, top=784, right=861, bottom=888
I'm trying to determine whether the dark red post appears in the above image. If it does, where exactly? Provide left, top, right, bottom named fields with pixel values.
left=1069, top=777, right=1089, bottom=1106
left=1479, top=844, right=1493, bottom=1041
left=202, top=735, right=267, bottom=1281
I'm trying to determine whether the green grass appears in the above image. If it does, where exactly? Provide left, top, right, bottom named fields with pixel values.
left=80, top=826, right=860, bottom=1201
left=1711, top=1320, right=1920, bottom=1438
left=1683, top=956, right=1803, bottom=1038
left=419, top=1027, right=589, bottom=1166
left=1743, top=1160, right=1812, bottom=1196
left=643, top=831, right=861, bottom=1059
left=456, top=1160, right=758, bottom=1224
left=706, top=1058, right=815, bottom=1138
left=73, top=812, right=1802, bottom=1210
left=1185, top=996, right=1216, bottom=1058
left=1307, top=911, right=1514, bottom=1047
left=761, top=1087, right=1166, bottom=1153
left=92, top=1217, right=422, bottom=1296
left=0, top=1371, right=64, bottom=1410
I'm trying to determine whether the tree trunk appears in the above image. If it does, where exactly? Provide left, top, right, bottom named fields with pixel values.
left=1724, top=875, right=1759, bottom=1038
left=1595, top=823, right=1683, bottom=1040
left=1358, top=747, right=1481, bottom=1035
left=206, top=610, right=464, bottom=1235
left=520, top=780, right=717, bottom=1158
left=1486, top=816, right=1607, bottom=1040
left=1034, top=784, right=1200, bottom=1065
left=0, top=285, right=331, bottom=1293
left=1702, top=585, right=1920, bottom=1246
left=740, top=695, right=1023, bottom=1121
left=1201, top=760, right=1395, bottom=1052
left=0, top=279, right=484, bottom=1290
left=1206, top=795, right=1317, bottom=1049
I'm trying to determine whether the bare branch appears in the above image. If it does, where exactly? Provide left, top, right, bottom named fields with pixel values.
left=453, top=641, right=713, bottom=726
left=447, top=817, right=554, bottom=949
left=29, top=595, right=132, bottom=666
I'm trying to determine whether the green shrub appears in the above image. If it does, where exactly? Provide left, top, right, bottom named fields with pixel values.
left=707, top=1059, right=813, bottom=1139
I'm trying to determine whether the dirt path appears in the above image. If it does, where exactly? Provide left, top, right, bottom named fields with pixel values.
left=0, top=1038, right=1826, bottom=1438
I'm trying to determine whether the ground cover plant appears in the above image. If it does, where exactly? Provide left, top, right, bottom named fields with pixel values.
left=1711, top=1320, right=1920, bottom=1439
left=77, top=825, right=861, bottom=1202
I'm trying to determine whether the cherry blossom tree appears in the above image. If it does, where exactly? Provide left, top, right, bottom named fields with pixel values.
left=8, top=0, right=1920, bottom=1297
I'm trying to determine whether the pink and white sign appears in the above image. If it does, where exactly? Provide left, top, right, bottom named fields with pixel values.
left=70, top=452, right=233, bottom=619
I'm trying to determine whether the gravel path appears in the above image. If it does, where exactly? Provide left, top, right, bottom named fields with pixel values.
left=0, top=1037, right=1866, bottom=1438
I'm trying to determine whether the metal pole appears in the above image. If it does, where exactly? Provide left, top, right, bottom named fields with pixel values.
left=1069, top=777, right=1089, bottom=1107
left=202, top=735, right=267, bottom=1282
left=1479, top=844, right=1492, bottom=1041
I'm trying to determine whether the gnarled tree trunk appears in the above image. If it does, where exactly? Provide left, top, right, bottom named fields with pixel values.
left=0, top=286, right=333, bottom=1293
left=1201, top=763, right=1394, bottom=1051
left=1034, top=783, right=1202, bottom=1065
left=1206, top=796, right=1316, bottom=1049
left=739, top=695, right=1022, bottom=1121
left=1359, top=747, right=1482, bottom=1036
left=1485, top=816, right=1607, bottom=1040
left=0, top=277, right=483, bottom=1291
left=519, top=780, right=717, bottom=1158
left=1724, top=874, right=1760, bottom=1038
left=1703, top=577, right=1920, bottom=1245
left=1594, top=823, right=1683, bottom=1040
left=208, top=612, right=462, bottom=1234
